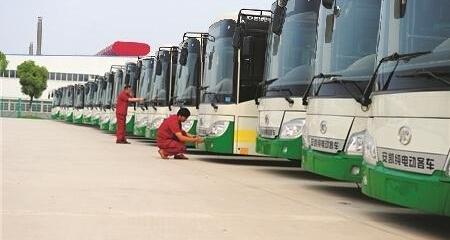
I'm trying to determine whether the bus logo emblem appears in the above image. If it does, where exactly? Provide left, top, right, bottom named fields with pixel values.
left=398, top=126, right=412, bottom=145
left=320, top=121, right=327, bottom=134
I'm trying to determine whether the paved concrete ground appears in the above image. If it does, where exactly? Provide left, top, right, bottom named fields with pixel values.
left=1, top=118, right=449, bottom=240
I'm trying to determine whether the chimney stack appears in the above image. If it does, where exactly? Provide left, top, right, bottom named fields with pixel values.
left=29, top=42, right=34, bottom=55
left=36, top=17, right=43, bottom=55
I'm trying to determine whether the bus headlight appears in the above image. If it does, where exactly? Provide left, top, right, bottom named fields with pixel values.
left=209, top=121, right=230, bottom=137
left=363, top=132, right=378, bottom=165
left=126, top=115, right=133, bottom=123
left=302, top=124, right=310, bottom=148
left=137, top=117, right=148, bottom=126
left=279, top=119, right=305, bottom=139
left=151, top=117, right=164, bottom=129
left=345, top=130, right=366, bottom=155
left=182, top=119, right=195, bottom=132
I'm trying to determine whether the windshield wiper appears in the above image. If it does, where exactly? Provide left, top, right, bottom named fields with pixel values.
left=397, top=70, right=450, bottom=86
left=199, top=85, right=209, bottom=91
left=203, top=91, right=219, bottom=110
left=266, top=88, right=295, bottom=104
left=264, top=78, right=279, bottom=86
left=361, top=51, right=431, bottom=106
left=302, top=73, right=342, bottom=105
left=150, top=98, right=158, bottom=110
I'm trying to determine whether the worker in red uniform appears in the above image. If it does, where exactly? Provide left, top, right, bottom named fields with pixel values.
left=116, top=85, right=144, bottom=144
left=157, top=108, right=203, bottom=159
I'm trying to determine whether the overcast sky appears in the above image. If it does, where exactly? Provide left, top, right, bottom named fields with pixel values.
left=0, top=0, right=273, bottom=56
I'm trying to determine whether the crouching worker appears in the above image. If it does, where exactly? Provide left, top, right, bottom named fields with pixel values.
left=157, top=108, right=203, bottom=159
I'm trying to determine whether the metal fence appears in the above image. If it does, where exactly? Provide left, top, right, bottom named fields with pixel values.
left=0, top=98, right=53, bottom=119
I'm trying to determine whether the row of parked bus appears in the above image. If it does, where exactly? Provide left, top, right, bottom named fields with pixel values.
left=50, top=0, right=450, bottom=216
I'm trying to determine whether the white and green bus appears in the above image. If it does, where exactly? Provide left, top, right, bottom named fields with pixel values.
left=91, top=76, right=106, bottom=126
left=256, top=0, right=320, bottom=162
left=50, top=88, right=63, bottom=120
left=82, top=81, right=98, bottom=125
left=134, top=57, right=155, bottom=136
left=169, top=32, right=209, bottom=146
left=300, top=0, right=382, bottom=182
left=63, top=85, right=75, bottom=122
left=145, top=47, right=179, bottom=140
left=58, top=87, right=68, bottom=121
left=99, top=72, right=115, bottom=130
left=196, top=9, right=271, bottom=155
left=108, top=62, right=140, bottom=133
left=73, top=84, right=85, bottom=124
left=361, top=0, right=450, bottom=216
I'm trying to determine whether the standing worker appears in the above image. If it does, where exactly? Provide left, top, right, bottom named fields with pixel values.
left=116, top=85, right=144, bottom=144
left=157, top=108, right=203, bottom=159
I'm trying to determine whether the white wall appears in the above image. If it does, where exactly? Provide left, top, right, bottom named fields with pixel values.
left=1, top=54, right=136, bottom=100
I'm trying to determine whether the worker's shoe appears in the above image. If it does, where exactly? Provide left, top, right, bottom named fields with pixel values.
left=158, top=149, right=169, bottom=159
left=116, top=140, right=131, bottom=144
left=174, top=154, right=188, bottom=160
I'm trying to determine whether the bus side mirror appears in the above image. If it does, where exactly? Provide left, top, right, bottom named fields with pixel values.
left=232, top=26, right=242, bottom=49
left=272, top=4, right=286, bottom=35
left=242, top=36, right=255, bottom=59
left=155, top=59, right=162, bottom=75
left=179, top=47, right=188, bottom=66
left=322, top=0, right=333, bottom=9
left=325, top=14, right=334, bottom=43
left=394, top=0, right=407, bottom=19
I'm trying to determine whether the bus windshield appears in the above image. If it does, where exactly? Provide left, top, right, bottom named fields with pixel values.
left=126, top=63, right=139, bottom=97
left=149, top=50, right=175, bottom=106
left=111, top=70, right=124, bottom=105
left=84, top=84, right=92, bottom=106
left=174, top=38, right=201, bottom=106
left=94, top=78, right=105, bottom=107
left=138, top=58, right=155, bottom=102
left=104, top=74, right=114, bottom=108
left=376, top=0, right=450, bottom=92
left=202, top=19, right=236, bottom=104
left=65, top=86, right=73, bottom=107
left=313, top=0, right=381, bottom=97
left=89, top=82, right=98, bottom=107
left=264, top=0, right=320, bottom=98
left=74, top=86, right=84, bottom=108
left=53, top=89, right=62, bottom=107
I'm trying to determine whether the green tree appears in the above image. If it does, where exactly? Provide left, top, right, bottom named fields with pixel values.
left=17, top=60, right=48, bottom=106
left=0, top=51, right=8, bottom=74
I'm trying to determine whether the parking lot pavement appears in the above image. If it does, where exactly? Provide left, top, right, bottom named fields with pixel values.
left=2, top=118, right=449, bottom=240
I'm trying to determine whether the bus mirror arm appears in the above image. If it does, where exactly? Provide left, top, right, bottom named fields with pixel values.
left=211, top=102, right=218, bottom=110
left=255, top=81, right=264, bottom=105
left=302, top=76, right=317, bottom=106
left=360, top=56, right=389, bottom=107
left=285, top=96, right=294, bottom=105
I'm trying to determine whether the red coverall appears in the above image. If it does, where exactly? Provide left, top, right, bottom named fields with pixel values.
left=156, top=115, right=187, bottom=156
left=116, top=90, right=131, bottom=142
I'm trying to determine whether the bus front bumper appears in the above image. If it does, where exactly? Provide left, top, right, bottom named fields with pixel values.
left=362, top=163, right=450, bottom=216
left=100, top=119, right=110, bottom=130
left=82, top=115, right=92, bottom=125
left=256, top=136, right=302, bottom=161
left=134, top=125, right=147, bottom=137
left=302, top=148, right=363, bottom=182
left=65, top=112, right=73, bottom=123
left=51, top=112, right=60, bottom=119
left=203, top=123, right=234, bottom=154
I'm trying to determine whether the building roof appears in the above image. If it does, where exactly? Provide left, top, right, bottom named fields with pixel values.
left=96, top=41, right=150, bottom=56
